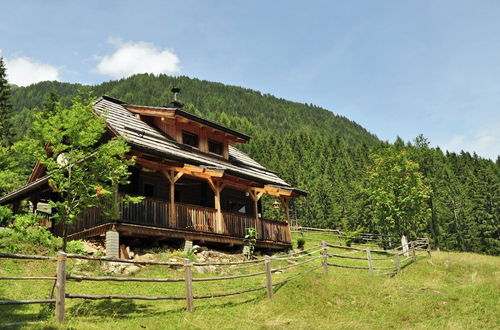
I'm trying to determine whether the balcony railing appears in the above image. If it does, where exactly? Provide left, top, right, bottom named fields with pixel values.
left=54, top=196, right=290, bottom=244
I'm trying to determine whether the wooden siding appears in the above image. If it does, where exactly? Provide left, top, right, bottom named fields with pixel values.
left=152, top=117, right=229, bottom=159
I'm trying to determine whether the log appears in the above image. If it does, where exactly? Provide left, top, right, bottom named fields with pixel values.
left=0, top=299, right=56, bottom=305
left=66, top=294, right=184, bottom=300
left=67, top=275, right=184, bottom=282
left=55, top=251, right=66, bottom=323
left=194, top=285, right=267, bottom=299
left=184, top=259, right=194, bottom=312
left=394, top=252, right=401, bottom=274
left=0, top=276, right=56, bottom=280
left=326, top=263, right=370, bottom=270
left=327, top=253, right=389, bottom=261
left=367, top=250, right=374, bottom=276
left=273, top=265, right=323, bottom=286
left=322, top=241, right=328, bottom=276
left=66, top=253, right=183, bottom=266
left=272, top=256, right=321, bottom=272
left=265, top=256, right=273, bottom=300
left=0, top=252, right=56, bottom=261
left=192, top=271, right=265, bottom=282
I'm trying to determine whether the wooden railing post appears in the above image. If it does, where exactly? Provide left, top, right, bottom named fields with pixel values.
left=55, top=251, right=67, bottom=323
left=426, top=237, right=432, bottom=257
left=321, top=241, right=328, bottom=276
left=411, top=241, right=416, bottom=262
left=394, top=252, right=401, bottom=275
left=366, top=249, right=374, bottom=276
left=265, top=256, right=273, bottom=300
left=184, top=258, right=194, bottom=312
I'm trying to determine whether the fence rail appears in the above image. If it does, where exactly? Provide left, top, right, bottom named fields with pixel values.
left=0, top=235, right=431, bottom=324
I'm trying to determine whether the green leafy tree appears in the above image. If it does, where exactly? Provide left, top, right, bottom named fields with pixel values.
left=32, top=94, right=138, bottom=250
left=0, top=57, right=13, bottom=145
left=367, top=147, right=431, bottom=240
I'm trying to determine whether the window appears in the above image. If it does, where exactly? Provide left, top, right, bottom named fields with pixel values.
left=208, top=139, right=223, bottom=155
left=182, top=131, right=199, bottom=148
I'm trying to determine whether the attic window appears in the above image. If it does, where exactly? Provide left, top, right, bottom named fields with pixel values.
left=208, top=139, right=223, bottom=155
left=182, top=131, right=199, bottom=148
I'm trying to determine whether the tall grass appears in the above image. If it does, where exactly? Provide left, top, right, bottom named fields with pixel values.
left=0, top=234, right=498, bottom=329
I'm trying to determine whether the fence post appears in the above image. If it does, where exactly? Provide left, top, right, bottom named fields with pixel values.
left=55, top=251, right=67, bottom=323
left=265, top=256, right=273, bottom=300
left=321, top=241, right=328, bottom=276
left=184, top=258, right=194, bottom=312
left=411, top=241, right=416, bottom=262
left=394, top=251, right=401, bottom=275
left=366, top=249, right=374, bottom=276
left=426, top=238, right=432, bottom=257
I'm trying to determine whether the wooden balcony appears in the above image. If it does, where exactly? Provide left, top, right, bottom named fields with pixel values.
left=54, top=196, right=291, bottom=245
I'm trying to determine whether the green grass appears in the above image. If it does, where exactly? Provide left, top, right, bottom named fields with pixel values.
left=0, top=236, right=499, bottom=329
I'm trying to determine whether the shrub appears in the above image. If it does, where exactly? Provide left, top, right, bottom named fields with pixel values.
left=0, top=206, right=13, bottom=226
left=0, top=213, right=84, bottom=255
left=244, top=227, right=257, bottom=259
left=344, top=227, right=364, bottom=247
left=67, top=240, right=86, bottom=254
left=297, top=237, right=306, bottom=249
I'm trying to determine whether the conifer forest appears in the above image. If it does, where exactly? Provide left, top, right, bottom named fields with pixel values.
left=1, top=69, right=498, bottom=255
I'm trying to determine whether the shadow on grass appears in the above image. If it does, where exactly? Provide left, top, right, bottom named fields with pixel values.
left=65, top=294, right=264, bottom=320
left=0, top=300, right=56, bottom=329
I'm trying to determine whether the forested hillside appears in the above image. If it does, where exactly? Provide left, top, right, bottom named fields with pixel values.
left=4, top=74, right=500, bottom=255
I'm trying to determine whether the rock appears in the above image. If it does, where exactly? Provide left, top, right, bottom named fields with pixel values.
left=134, top=253, right=155, bottom=262
left=194, top=266, right=206, bottom=274
left=82, top=241, right=99, bottom=254
left=123, top=265, right=141, bottom=275
left=104, top=262, right=141, bottom=275
left=191, top=245, right=202, bottom=253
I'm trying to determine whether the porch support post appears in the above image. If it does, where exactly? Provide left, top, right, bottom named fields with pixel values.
left=248, top=190, right=264, bottom=237
left=163, top=169, right=183, bottom=228
left=279, top=196, right=292, bottom=244
left=279, top=196, right=290, bottom=223
left=208, top=179, right=225, bottom=234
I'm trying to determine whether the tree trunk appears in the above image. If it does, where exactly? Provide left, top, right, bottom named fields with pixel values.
left=62, top=223, right=68, bottom=252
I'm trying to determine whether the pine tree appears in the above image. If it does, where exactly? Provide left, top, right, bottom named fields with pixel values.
left=0, top=57, right=13, bottom=146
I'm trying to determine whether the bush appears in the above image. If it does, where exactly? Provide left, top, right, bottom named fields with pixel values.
left=0, top=205, right=13, bottom=226
left=297, top=237, right=306, bottom=249
left=67, top=240, right=86, bottom=254
left=0, top=213, right=84, bottom=255
left=344, top=227, right=364, bottom=247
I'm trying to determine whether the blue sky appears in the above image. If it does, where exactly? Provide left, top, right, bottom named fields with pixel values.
left=1, top=1, right=499, bottom=159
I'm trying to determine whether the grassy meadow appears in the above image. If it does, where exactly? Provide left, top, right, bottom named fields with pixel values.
left=0, top=232, right=499, bottom=329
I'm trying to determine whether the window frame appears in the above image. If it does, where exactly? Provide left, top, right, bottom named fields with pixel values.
left=182, top=130, right=199, bottom=149
left=208, top=139, right=223, bottom=155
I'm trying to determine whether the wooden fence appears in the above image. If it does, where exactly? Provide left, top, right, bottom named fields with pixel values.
left=0, top=237, right=430, bottom=324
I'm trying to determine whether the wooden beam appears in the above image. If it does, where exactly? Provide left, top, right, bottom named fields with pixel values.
left=279, top=196, right=290, bottom=223
left=125, top=106, right=176, bottom=118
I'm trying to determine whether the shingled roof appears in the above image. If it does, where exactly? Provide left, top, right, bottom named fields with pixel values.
left=94, top=96, right=306, bottom=195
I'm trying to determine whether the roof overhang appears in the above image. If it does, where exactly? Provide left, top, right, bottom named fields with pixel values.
left=121, top=102, right=250, bottom=143
left=0, top=175, right=51, bottom=205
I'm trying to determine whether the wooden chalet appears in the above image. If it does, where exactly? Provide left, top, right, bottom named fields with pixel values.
left=0, top=94, right=306, bottom=252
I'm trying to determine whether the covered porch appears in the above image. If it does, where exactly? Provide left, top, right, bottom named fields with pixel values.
left=53, top=155, right=297, bottom=248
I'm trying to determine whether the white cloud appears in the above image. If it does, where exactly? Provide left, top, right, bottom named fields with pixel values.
left=5, top=57, right=60, bottom=86
left=442, top=127, right=499, bottom=160
left=96, top=39, right=180, bottom=79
